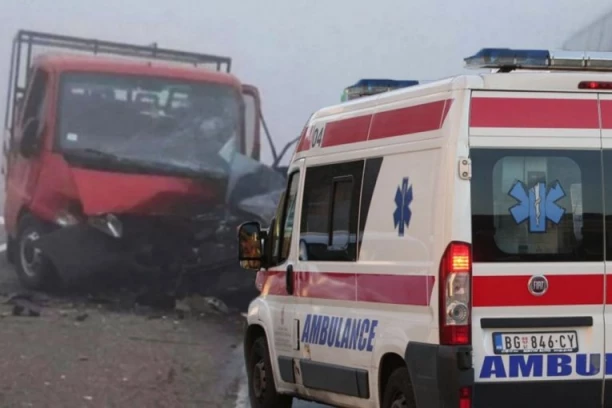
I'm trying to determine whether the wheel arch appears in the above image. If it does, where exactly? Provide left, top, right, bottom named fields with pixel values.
left=378, top=351, right=411, bottom=406
left=244, top=323, right=268, bottom=361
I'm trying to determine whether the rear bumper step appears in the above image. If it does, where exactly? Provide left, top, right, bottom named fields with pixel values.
left=474, top=379, right=603, bottom=408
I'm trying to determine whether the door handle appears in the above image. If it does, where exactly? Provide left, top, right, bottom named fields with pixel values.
left=286, top=264, right=294, bottom=295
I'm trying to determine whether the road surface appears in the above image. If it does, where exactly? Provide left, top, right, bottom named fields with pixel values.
left=0, top=221, right=329, bottom=407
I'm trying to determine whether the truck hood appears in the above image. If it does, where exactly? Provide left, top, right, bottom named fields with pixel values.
left=70, top=167, right=224, bottom=216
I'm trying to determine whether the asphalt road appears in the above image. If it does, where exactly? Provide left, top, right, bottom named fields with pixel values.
left=0, top=225, right=328, bottom=407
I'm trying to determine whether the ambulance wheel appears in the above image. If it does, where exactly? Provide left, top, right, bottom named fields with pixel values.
left=247, top=336, right=293, bottom=408
left=382, top=367, right=416, bottom=408
left=15, top=215, right=58, bottom=290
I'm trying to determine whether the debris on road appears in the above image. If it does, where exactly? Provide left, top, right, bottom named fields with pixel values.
left=173, top=295, right=231, bottom=318
left=75, top=312, right=89, bottom=322
left=9, top=297, right=42, bottom=317
left=204, top=296, right=230, bottom=314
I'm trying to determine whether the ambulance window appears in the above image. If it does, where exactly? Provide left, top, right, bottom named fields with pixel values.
left=300, top=160, right=364, bottom=262
left=271, top=171, right=299, bottom=265
left=471, top=148, right=603, bottom=262
left=279, top=171, right=299, bottom=262
left=330, top=176, right=353, bottom=250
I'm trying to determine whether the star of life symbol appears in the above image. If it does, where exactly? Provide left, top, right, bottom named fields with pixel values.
left=393, top=177, right=413, bottom=237
left=508, top=180, right=566, bottom=233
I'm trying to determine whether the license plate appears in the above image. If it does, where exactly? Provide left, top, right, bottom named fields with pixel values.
left=492, top=331, right=579, bottom=354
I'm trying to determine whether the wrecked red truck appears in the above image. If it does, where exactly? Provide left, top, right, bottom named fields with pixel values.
left=2, top=30, right=286, bottom=290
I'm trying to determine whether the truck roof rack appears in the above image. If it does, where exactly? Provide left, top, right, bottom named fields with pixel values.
left=4, top=29, right=233, bottom=131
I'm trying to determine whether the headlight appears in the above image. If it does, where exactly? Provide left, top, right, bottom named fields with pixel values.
left=55, top=210, right=80, bottom=227
left=89, top=214, right=123, bottom=238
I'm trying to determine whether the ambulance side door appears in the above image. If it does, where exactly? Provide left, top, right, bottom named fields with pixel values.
left=263, top=159, right=304, bottom=392
left=293, top=158, right=371, bottom=406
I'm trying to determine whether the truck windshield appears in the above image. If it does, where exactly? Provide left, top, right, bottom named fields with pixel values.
left=56, top=72, right=242, bottom=173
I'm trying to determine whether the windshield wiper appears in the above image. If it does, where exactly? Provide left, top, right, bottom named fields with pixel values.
left=63, top=148, right=135, bottom=167
left=78, top=148, right=123, bottom=161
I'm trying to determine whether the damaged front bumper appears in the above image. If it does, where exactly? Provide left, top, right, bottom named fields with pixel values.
left=34, top=213, right=239, bottom=284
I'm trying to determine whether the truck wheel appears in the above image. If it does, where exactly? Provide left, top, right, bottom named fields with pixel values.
left=382, top=367, right=416, bottom=408
left=247, top=336, right=293, bottom=408
left=6, top=236, right=15, bottom=264
left=15, top=215, right=58, bottom=290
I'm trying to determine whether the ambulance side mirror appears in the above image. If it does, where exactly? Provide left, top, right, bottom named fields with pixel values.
left=238, top=221, right=264, bottom=270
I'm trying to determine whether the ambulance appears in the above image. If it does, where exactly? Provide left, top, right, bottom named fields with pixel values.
left=237, top=47, right=612, bottom=408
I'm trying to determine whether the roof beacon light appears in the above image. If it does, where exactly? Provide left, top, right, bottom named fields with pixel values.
left=464, top=48, right=612, bottom=72
left=342, top=78, right=419, bottom=102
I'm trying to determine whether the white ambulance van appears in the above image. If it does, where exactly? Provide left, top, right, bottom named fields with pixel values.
left=237, top=48, right=612, bottom=408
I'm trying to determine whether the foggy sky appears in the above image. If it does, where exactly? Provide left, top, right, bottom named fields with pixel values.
left=1, top=0, right=611, bottom=164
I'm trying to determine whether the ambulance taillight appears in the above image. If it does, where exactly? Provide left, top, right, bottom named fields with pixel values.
left=459, top=386, right=472, bottom=408
left=439, top=241, right=472, bottom=346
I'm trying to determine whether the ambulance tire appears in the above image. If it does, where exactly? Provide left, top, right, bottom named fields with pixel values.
left=15, top=215, right=59, bottom=290
left=382, top=367, right=416, bottom=408
left=247, top=336, right=293, bottom=408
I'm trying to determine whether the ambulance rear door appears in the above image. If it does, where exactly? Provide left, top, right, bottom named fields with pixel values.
left=468, top=90, right=605, bottom=408
left=599, top=92, right=612, bottom=408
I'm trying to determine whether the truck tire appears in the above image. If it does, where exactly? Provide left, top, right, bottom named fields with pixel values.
left=6, top=236, right=15, bottom=264
left=15, top=214, right=58, bottom=290
left=382, top=367, right=416, bottom=408
left=247, top=336, right=293, bottom=408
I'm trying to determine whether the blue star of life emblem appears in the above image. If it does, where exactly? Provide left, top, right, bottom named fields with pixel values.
left=393, top=177, right=413, bottom=237
left=508, top=180, right=566, bottom=233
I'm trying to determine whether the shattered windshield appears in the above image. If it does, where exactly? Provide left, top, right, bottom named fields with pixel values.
left=56, top=72, right=242, bottom=173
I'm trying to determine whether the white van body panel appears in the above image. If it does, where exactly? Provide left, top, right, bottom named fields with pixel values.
left=244, top=70, right=612, bottom=408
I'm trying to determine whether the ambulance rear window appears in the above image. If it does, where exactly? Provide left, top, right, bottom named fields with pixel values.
left=470, top=148, right=604, bottom=262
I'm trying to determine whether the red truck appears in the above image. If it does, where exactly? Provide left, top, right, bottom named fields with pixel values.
left=2, top=30, right=286, bottom=290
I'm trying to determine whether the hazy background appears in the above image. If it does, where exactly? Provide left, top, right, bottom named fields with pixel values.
left=1, top=0, right=611, bottom=164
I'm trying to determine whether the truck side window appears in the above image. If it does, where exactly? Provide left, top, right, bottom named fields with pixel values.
left=22, top=69, right=48, bottom=124
left=13, top=69, right=49, bottom=152
left=300, top=160, right=364, bottom=262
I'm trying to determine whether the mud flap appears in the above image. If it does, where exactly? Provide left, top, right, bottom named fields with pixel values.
left=34, top=224, right=129, bottom=283
left=404, top=342, right=474, bottom=408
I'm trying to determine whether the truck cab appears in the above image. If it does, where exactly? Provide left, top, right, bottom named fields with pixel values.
left=2, top=30, right=278, bottom=289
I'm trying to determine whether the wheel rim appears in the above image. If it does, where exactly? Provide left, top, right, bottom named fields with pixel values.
left=252, top=359, right=267, bottom=400
left=20, top=230, right=43, bottom=278
left=390, top=392, right=409, bottom=408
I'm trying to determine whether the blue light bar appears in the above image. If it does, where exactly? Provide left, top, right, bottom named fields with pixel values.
left=342, top=78, right=420, bottom=101
left=464, top=48, right=612, bottom=71
left=464, top=48, right=550, bottom=69
left=353, top=79, right=420, bottom=89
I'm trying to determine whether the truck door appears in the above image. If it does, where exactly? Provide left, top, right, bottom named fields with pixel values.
left=4, top=68, right=49, bottom=233
left=241, top=85, right=261, bottom=161
left=469, top=91, right=605, bottom=407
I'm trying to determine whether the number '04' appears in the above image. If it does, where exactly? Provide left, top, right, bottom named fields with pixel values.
left=311, top=126, right=325, bottom=148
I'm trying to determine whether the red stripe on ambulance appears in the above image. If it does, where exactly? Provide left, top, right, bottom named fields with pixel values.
left=469, top=97, right=600, bottom=129
left=256, top=270, right=436, bottom=306
left=472, top=274, right=604, bottom=307
left=296, top=99, right=453, bottom=152
left=321, top=115, right=372, bottom=147
left=599, top=100, right=612, bottom=129
left=368, top=99, right=453, bottom=140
